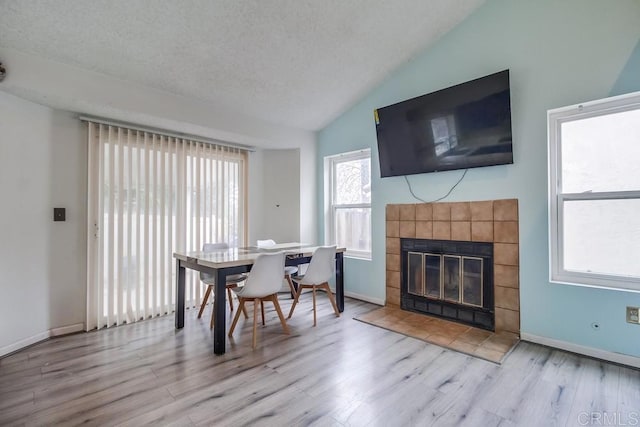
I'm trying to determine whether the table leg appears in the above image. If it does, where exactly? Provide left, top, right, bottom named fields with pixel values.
left=175, top=260, right=185, bottom=329
left=336, top=252, right=344, bottom=312
left=213, top=268, right=227, bottom=355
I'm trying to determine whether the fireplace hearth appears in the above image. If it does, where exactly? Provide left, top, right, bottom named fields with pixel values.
left=402, top=238, right=494, bottom=330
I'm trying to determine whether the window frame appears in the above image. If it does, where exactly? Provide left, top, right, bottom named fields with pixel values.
left=548, top=90, right=640, bottom=292
left=325, top=149, right=372, bottom=260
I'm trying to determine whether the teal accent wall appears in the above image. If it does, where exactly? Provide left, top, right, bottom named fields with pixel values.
left=611, top=39, right=640, bottom=96
left=317, top=0, right=640, bottom=357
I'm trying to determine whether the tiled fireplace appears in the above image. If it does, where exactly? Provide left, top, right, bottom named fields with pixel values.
left=386, top=199, right=520, bottom=335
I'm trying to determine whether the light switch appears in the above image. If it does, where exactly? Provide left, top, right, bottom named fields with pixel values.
left=53, top=208, right=66, bottom=222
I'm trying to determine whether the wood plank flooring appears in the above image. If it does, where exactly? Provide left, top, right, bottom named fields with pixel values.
left=1, top=296, right=639, bottom=426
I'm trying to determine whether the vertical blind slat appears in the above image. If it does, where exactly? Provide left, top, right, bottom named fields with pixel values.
left=195, top=142, right=201, bottom=303
left=210, top=145, right=215, bottom=243
left=116, top=127, right=125, bottom=325
left=160, top=136, right=167, bottom=314
left=216, top=146, right=222, bottom=243
left=97, top=124, right=105, bottom=328
left=178, top=139, right=185, bottom=301
left=125, top=130, right=133, bottom=322
left=188, top=141, right=195, bottom=305
left=205, top=144, right=210, bottom=243
left=143, top=132, right=150, bottom=320
left=151, top=134, right=158, bottom=316
left=86, top=123, right=96, bottom=330
left=194, top=142, right=200, bottom=305
left=168, top=138, right=175, bottom=308
left=135, top=131, right=142, bottom=320
left=159, top=136, right=165, bottom=313
left=225, top=150, right=230, bottom=243
left=97, top=125, right=104, bottom=328
left=107, top=126, right=115, bottom=327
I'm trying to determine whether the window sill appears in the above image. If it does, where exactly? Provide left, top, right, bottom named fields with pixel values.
left=344, top=253, right=371, bottom=261
left=550, top=276, right=640, bottom=294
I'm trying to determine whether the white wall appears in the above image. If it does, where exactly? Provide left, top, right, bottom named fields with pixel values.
left=298, top=143, right=317, bottom=245
left=247, top=150, right=265, bottom=245
left=256, top=149, right=301, bottom=243
left=248, top=147, right=316, bottom=246
left=0, top=92, right=86, bottom=355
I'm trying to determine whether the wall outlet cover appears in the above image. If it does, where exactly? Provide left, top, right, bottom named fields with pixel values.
left=626, top=306, right=639, bottom=324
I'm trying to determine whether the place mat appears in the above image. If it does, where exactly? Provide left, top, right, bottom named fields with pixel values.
left=354, top=306, right=519, bottom=364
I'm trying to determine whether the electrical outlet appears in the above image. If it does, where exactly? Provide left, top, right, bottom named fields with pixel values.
left=627, top=307, right=640, bottom=324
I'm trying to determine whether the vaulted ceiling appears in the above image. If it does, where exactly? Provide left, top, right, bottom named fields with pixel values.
left=0, top=0, right=484, bottom=133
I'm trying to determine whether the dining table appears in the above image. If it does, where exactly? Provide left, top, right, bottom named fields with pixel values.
left=173, top=243, right=345, bottom=354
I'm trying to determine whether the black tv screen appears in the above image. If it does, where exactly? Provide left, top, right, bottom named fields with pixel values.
left=375, top=70, right=513, bottom=178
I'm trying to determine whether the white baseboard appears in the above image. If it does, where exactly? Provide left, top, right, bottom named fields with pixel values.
left=521, top=332, right=640, bottom=369
left=344, top=291, right=385, bottom=306
left=1, top=331, right=49, bottom=358
left=282, top=288, right=385, bottom=306
left=50, top=323, right=84, bottom=337
left=1, top=322, right=85, bottom=358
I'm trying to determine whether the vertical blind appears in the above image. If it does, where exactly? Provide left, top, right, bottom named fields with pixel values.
left=86, top=122, right=247, bottom=330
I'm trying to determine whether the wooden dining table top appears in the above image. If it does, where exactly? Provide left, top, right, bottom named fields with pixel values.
left=174, top=243, right=345, bottom=269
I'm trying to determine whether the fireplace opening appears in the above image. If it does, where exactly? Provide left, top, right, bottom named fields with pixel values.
left=402, top=239, right=494, bottom=331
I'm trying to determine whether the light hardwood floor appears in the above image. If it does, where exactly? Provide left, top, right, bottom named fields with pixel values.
left=1, top=296, right=639, bottom=426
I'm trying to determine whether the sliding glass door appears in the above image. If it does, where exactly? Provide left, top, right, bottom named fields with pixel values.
left=86, top=122, right=246, bottom=330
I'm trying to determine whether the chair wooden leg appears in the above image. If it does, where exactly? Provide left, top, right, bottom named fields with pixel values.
left=312, top=286, right=318, bottom=326
left=288, top=285, right=303, bottom=318
left=228, top=298, right=245, bottom=336
left=242, top=303, right=249, bottom=319
left=198, top=286, right=212, bottom=319
left=227, top=287, right=234, bottom=311
left=261, top=301, right=266, bottom=326
left=270, top=294, right=290, bottom=334
left=285, top=274, right=296, bottom=297
left=322, top=282, right=341, bottom=317
left=252, top=298, right=259, bottom=349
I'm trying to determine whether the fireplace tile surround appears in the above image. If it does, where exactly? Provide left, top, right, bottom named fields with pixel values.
left=386, top=199, right=520, bottom=335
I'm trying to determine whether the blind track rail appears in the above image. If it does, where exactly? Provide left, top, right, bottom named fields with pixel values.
left=79, top=115, right=255, bottom=152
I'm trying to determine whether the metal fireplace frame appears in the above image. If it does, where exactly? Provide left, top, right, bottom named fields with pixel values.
left=401, top=238, right=495, bottom=331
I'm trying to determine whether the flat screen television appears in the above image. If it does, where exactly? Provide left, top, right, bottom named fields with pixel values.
left=375, top=70, right=513, bottom=178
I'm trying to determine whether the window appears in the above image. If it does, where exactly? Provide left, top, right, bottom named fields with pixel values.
left=548, top=91, right=640, bottom=291
left=326, top=149, right=371, bottom=259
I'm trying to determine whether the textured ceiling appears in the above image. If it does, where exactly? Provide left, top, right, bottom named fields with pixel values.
left=0, top=0, right=484, bottom=131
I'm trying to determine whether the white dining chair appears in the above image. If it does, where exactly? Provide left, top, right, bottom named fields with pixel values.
left=197, top=242, right=248, bottom=329
left=256, top=239, right=298, bottom=296
left=228, top=251, right=290, bottom=349
left=256, top=239, right=277, bottom=248
left=287, top=245, right=340, bottom=326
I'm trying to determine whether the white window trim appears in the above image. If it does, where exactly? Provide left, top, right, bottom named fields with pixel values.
left=548, top=90, right=640, bottom=292
left=325, top=149, right=372, bottom=260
